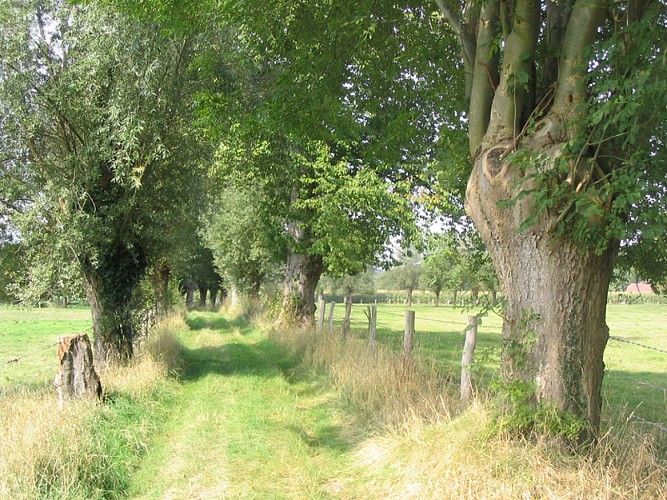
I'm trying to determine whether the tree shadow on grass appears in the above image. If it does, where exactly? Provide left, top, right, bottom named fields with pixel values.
left=178, top=313, right=363, bottom=453
left=185, top=314, right=253, bottom=334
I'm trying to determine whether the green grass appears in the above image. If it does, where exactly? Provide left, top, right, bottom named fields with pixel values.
left=0, top=305, right=92, bottom=392
left=329, top=303, right=667, bottom=428
left=129, top=311, right=355, bottom=498
left=1, top=302, right=664, bottom=428
left=2, top=306, right=663, bottom=498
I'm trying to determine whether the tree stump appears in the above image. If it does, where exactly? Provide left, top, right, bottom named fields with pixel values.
left=54, top=334, right=103, bottom=405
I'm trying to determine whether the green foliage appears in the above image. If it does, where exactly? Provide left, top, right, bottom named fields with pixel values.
left=0, top=1, right=210, bottom=338
left=203, top=186, right=280, bottom=296
left=489, top=376, right=587, bottom=443
left=495, top=6, right=667, bottom=262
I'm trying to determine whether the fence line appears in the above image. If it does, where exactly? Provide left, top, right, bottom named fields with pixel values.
left=323, top=304, right=666, bottom=431
left=2, top=341, right=59, bottom=366
left=1, top=326, right=93, bottom=367
left=631, top=415, right=667, bottom=433
left=609, top=336, right=667, bottom=355
left=608, top=371, right=667, bottom=393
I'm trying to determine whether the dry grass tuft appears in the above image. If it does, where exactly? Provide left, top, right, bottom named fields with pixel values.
left=103, top=314, right=185, bottom=398
left=0, top=392, right=98, bottom=499
left=271, top=326, right=457, bottom=429
left=351, top=408, right=667, bottom=499
left=0, top=314, right=186, bottom=498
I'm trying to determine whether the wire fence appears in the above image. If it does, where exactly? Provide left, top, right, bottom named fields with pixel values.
left=322, top=301, right=667, bottom=433
left=0, top=326, right=93, bottom=396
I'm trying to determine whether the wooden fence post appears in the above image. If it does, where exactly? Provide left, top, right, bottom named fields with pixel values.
left=367, top=305, right=377, bottom=347
left=54, top=334, right=102, bottom=406
left=402, top=310, right=416, bottom=377
left=327, top=302, right=336, bottom=334
left=461, top=316, right=478, bottom=401
left=342, top=298, right=352, bottom=337
left=317, top=299, right=326, bottom=332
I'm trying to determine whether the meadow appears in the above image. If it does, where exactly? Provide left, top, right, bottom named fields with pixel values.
left=0, top=305, right=665, bottom=498
left=327, top=302, right=667, bottom=430
left=1, top=302, right=664, bottom=429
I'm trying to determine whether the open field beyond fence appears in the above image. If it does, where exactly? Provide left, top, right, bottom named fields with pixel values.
left=1, top=302, right=665, bottom=431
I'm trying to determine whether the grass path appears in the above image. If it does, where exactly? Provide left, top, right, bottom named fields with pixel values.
left=129, top=312, right=356, bottom=499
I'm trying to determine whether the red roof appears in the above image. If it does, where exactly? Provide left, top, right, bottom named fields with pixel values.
left=625, top=282, right=653, bottom=293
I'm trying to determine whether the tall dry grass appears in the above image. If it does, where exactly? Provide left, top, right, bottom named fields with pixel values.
left=271, top=325, right=458, bottom=429
left=271, top=324, right=667, bottom=499
left=352, top=408, right=666, bottom=498
left=0, top=315, right=186, bottom=499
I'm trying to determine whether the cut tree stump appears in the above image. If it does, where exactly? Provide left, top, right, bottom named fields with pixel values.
left=54, top=334, right=103, bottom=405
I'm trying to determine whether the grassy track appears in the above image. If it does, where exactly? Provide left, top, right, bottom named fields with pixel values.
left=129, top=311, right=355, bottom=499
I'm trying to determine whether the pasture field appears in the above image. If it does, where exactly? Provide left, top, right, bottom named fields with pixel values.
left=0, top=307, right=665, bottom=498
left=1, top=302, right=665, bottom=428
left=332, top=302, right=667, bottom=429
left=0, top=305, right=92, bottom=392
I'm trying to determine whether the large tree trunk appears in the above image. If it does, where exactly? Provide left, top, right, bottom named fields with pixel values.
left=466, top=141, right=618, bottom=434
left=278, top=249, right=324, bottom=324
left=435, top=289, right=440, bottom=307
left=83, top=270, right=135, bottom=366
left=198, top=285, right=208, bottom=307
left=154, top=262, right=170, bottom=318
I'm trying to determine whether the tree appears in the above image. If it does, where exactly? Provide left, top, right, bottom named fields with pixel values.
left=96, top=0, right=667, bottom=434
left=204, top=185, right=282, bottom=300
left=0, top=0, right=208, bottom=362
left=422, top=234, right=459, bottom=306
left=379, top=252, right=423, bottom=307
left=437, top=0, right=666, bottom=433
left=320, top=269, right=377, bottom=301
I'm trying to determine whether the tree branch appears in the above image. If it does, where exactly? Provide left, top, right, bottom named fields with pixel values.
left=434, top=0, right=462, bottom=35
left=468, top=0, right=500, bottom=156
left=552, top=0, right=607, bottom=117
left=486, top=0, right=540, bottom=143
left=434, top=0, right=477, bottom=109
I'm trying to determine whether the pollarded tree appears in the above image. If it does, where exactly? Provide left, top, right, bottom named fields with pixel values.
left=203, top=185, right=282, bottom=300
left=436, top=0, right=666, bottom=432
left=0, top=0, right=208, bottom=362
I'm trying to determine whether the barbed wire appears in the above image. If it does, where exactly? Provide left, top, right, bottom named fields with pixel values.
left=609, top=336, right=667, bottom=355
left=1, top=326, right=92, bottom=366
left=608, top=371, right=667, bottom=393
left=631, top=415, right=667, bottom=433
left=2, top=341, right=58, bottom=366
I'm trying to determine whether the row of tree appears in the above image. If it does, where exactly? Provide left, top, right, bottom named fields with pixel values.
left=1, top=0, right=665, bottom=438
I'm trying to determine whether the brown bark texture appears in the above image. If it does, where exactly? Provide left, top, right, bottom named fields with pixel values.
left=54, top=334, right=103, bottom=403
left=466, top=137, right=617, bottom=432
left=278, top=249, right=324, bottom=324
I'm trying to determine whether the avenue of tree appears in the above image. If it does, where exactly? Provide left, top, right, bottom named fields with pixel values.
left=1, top=0, right=665, bottom=437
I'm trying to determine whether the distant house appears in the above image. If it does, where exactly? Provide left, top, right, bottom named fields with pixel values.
left=625, top=282, right=653, bottom=293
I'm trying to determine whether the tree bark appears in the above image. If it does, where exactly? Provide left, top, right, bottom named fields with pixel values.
left=54, top=334, right=103, bottom=404
left=435, top=289, right=441, bottom=307
left=406, top=287, right=414, bottom=307
left=154, top=262, right=170, bottom=318
left=198, top=285, right=208, bottom=307
left=184, top=278, right=196, bottom=307
left=83, top=270, right=135, bottom=366
left=466, top=140, right=617, bottom=434
left=278, top=249, right=324, bottom=323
